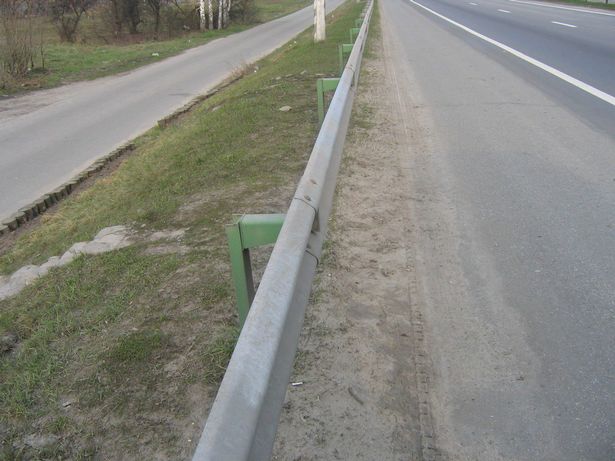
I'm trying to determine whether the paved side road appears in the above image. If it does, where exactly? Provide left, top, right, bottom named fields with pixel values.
left=0, top=0, right=344, bottom=223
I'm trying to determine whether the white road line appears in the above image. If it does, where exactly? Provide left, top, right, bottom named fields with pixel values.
left=498, top=8, right=511, bottom=13
left=407, top=0, right=615, bottom=107
left=551, top=20, right=577, bottom=28
left=469, top=2, right=478, bottom=5
left=509, top=0, right=615, bottom=16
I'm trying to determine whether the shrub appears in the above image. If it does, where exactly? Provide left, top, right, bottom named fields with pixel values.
left=50, top=0, right=96, bottom=42
left=1, top=0, right=35, bottom=79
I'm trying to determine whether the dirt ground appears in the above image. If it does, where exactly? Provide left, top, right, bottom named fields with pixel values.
left=272, top=9, right=445, bottom=460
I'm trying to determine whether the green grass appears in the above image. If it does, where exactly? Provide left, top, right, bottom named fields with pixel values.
left=0, top=1, right=365, bottom=458
left=36, top=25, right=249, bottom=90
left=2, top=24, right=248, bottom=95
left=544, top=0, right=615, bottom=9
left=256, top=0, right=313, bottom=21
left=0, top=249, right=181, bottom=418
left=201, top=327, right=241, bottom=384
left=0, top=0, right=315, bottom=96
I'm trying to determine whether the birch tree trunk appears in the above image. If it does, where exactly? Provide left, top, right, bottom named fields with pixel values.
left=199, top=0, right=207, bottom=30
left=218, top=0, right=223, bottom=29
left=225, top=0, right=231, bottom=28
left=208, top=0, right=213, bottom=29
left=314, top=0, right=325, bottom=42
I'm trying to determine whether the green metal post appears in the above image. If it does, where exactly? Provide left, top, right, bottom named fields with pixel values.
left=350, top=27, right=360, bottom=43
left=338, top=43, right=354, bottom=75
left=226, top=214, right=285, bottom=326
left=355, top=18, right=362, bottom=27
left=226, top=219, right=253, bottom=326
left=317, top=77, right=340, bottom=125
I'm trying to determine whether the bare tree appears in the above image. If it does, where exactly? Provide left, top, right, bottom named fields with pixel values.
left=1, top=0, right=36, bottom=78
left=207, top=0, right=212, bottom=29
left=199, top=0, right=206, bottom=29
left=217, top=0, right=222, bottom=28
left=106, top=0, right=124, bottom=35
left=50, top=0, right=96, bottom=42
left=122, top=0, right=141, bottom=34
left=217, top=0, right=231, bottom=28
left=145, top=0, right=164, bottom=38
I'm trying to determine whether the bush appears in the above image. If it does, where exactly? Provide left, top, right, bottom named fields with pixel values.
left=50, top=0, right=96, bottom=42
left=159, top=2, right=199, bottom=38
left=1, top=0, right=36, bottom=78
left=230, top=0, right=256, bottom=23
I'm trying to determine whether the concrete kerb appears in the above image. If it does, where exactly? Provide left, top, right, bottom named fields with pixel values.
left=0, top=143, right=135, bottom=238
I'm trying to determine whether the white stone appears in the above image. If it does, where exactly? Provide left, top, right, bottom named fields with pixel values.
left=81, top=241, right=113, bottom=255
left=11, top=265, right=42, bottom=285
left=148, top=229, right=186, bottom=241
left=40, top=256, right=61, bottom=271
left=0, top=224, right=135, bottom=301
left=24, top=434, right=59, bottom=449
left=58, top=251, right=76, bottom=266
left=94, top=225, right=129, bottom=240
left=67, top=242, right=88, bottom=255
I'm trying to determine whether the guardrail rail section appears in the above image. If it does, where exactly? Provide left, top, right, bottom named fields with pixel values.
left=192, top=2, right=374, bottom=459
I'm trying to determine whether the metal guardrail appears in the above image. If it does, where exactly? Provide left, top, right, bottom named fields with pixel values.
left=191, top=2, right=374, bottom=459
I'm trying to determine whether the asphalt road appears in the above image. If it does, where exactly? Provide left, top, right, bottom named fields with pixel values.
left=412, top=0, right=615, bottom=98
left=0, top=0, right=343, bottom=223
left=379, top=0, right=615, bottom=458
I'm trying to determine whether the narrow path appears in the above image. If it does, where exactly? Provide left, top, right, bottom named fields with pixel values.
left=0, top=0, right=344, bottom=222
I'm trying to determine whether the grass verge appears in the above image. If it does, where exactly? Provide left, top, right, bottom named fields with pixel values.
left=257, top=0, right=313, bottom=21
left=0, top=1, right=364, bottom=459
left=0, top=0, right=314, bottom=96
left=543, top=0, right=614, bottom=9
